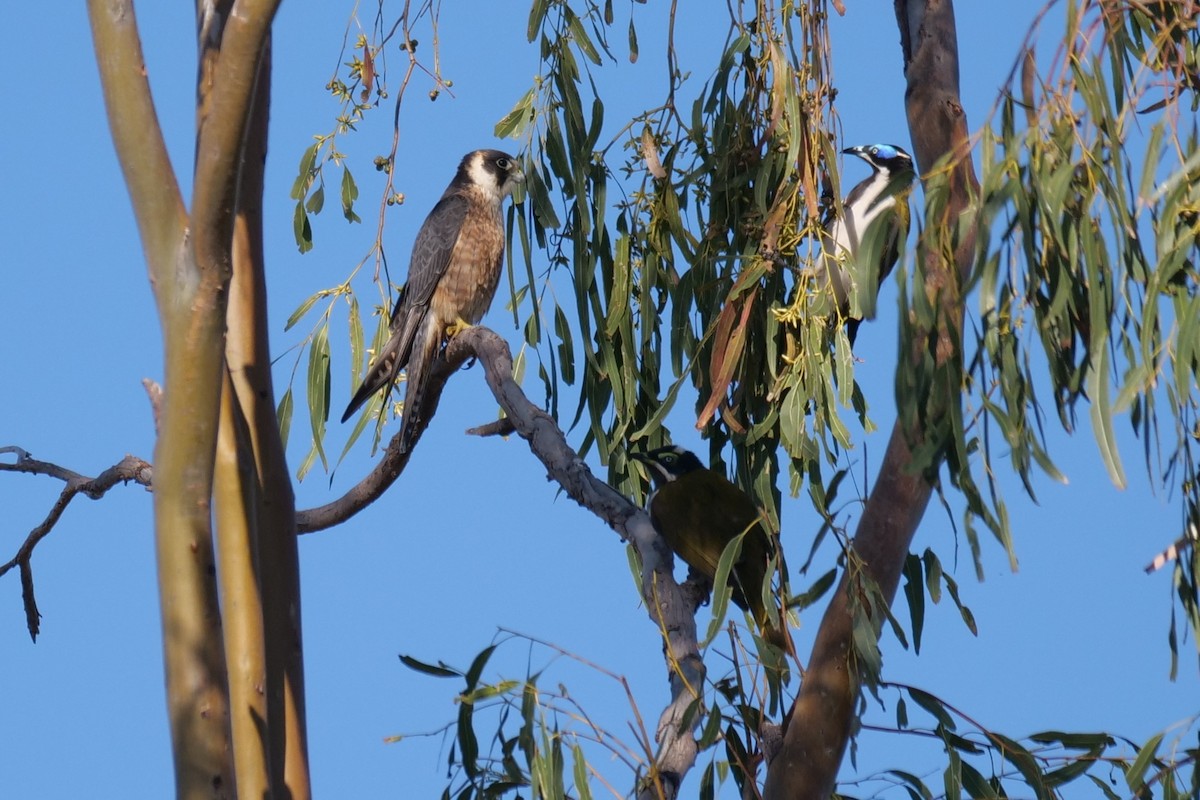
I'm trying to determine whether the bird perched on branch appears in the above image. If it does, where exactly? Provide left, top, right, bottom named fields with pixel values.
left=633, top=445, right=788, bottom=648
left=817, top=143, right=915, bottom=344
left=341, top=149, right=524, bottom=450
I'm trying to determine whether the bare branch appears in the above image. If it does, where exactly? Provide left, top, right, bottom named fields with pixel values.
left=298, top=326, right=707, bottom=797
left=294, top=354, right=460, bottom=533
left=450, top=327, right=707, bottom=799
left=142, top=379, right=164, bottom=434
left=295, top=325, right=518, bottom=532
left=466, top=418, right=518, bottom=438
left=0, top=446, right=153, bottom=640
left=296, top=326, right=640, bottom=531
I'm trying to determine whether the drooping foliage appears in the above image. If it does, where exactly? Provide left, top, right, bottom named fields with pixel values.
left=280, top=0, right=1200, bottom=796
left=969, top=0, right=1200, bottom=669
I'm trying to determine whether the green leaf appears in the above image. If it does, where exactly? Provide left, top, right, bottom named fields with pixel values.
left=296, top=443, right=318, bottom=482
left=293, top=201, right=313, bottom=253
left=276, top=387, right=293, bottom=449
left=627, top=18, right=638, bottom=63
left=304, top=184, right=324, bottom=214
left=398, top=654, right=460, bottom=678
left=1029, top=730, right=1112, bottom=750
left=495, top=86, right=536, bottom=140
left=526, top=0, right=549, bottom=42
left=290, top=141, right=319, bottom=200
left=513, top=343, right=527, bottom=386
left=464, top=644, right=497, bottom=690
left=1125, top=732, right=1163, bottom=793
left=959, top=761, right=1000, bottom=798
left=923, top=548, right=943, bottom=604
left=457, top=693, right=479, bottom=779
left=1143, top=144, right=1200, bottom=208
left=527, top=165, right=562, bottom=229
left=703, top=531, right=750, bottom=644
left=565, top=8, right=601, bottom=66
left=554, top=303, right=575, bottom=386
left=461, top=679, right=521, bottom=703
left=584, top=96, right=605, bottom=158
left=571, top=743, right=592, bottom=800
left=1087, top=345, right=1127, bottom=488
left=903, top=553, right=925, bottom=654
left=341, top=167, right=362, bottom=224
left=334, top=393, right=380, bottom=469
left=943, top=742, right=963, bottom=800
left=698, top=700, right=723, bottom=748
left=790, top=568, right=837, bottom=611
left=1085, top=774, right=1124, bottom=800
left=348, top=295, right=364, bottom=388
left=834, top=327, right=855, bottom=407
left=850, top=603, right=883, bottom=684
left=987, top=731, right=1049, bottom=799
left=887, top=769, right=933, bottom=799
left=1138, top=123, right=1164, bottom=202
left=286, top=291, right=323, bottom=332
left=908, top=687, right=956, bottom=731
left=942, top=572, right=978, bottom=635
left=630, top=370, right=689, bottom=440
left=306, top=325, right=331, bottom=474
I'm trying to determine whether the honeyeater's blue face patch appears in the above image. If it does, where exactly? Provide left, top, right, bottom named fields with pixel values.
left=870, top=144, right=900, bottom=160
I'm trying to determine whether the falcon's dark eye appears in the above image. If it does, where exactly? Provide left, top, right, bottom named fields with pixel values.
left=495, top=157, right=511, bottom=170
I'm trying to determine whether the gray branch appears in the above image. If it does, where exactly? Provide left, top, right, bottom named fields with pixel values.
left=0, top=446, right=153, bottom=640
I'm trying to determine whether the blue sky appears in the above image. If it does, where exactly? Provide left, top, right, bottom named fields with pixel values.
left=1, top=2, right=1195, bottom=797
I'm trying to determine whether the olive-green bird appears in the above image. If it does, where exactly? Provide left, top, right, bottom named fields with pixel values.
left=633, top=445, right=786, bottom=645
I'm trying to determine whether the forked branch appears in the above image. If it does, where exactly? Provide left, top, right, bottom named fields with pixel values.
left=0, top=446, right=153, bottom=640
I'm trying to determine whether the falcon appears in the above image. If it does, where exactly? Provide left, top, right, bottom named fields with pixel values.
left=341, top=149, right=524, bottom=451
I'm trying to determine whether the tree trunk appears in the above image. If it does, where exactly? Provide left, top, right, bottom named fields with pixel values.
left=764, top=1, right=980, bottom=796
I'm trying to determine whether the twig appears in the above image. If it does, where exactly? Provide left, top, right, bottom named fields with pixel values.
left=0, top=446, right=153, bottom=640
left=466, top=417, right=517, bottom=438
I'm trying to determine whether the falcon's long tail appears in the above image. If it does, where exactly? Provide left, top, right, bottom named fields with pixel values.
left=395, top=314, right=444, bottom=454
left=341, top=290, right=421, bottom=424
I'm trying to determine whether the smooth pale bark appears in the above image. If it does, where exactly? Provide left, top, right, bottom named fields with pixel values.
left=214, top=370, right=270, bottom=798
left=90, top=1, right=288, bottom=797
left=225, top=41, right=311, bottom=798
left=89, top=3, right=234, bottom=796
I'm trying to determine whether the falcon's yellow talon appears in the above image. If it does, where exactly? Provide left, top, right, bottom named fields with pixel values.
left=445, top=317, right=473, bottom=337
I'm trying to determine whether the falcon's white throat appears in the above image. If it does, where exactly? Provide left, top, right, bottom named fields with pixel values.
left=466, top=152, right=511, bottom=206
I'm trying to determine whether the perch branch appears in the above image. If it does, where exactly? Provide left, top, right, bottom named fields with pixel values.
left=294, top=340, right=468, bottom=533
left=451, top=326, right=708, bottom=800
left=300, top=326, right=705, bottom=797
